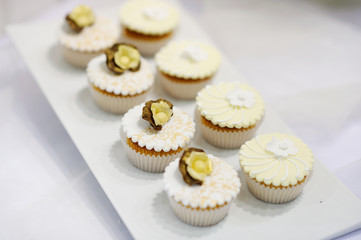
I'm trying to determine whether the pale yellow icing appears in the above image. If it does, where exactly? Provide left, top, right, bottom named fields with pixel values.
left=121, top=104, right=195, bottom=152
left=87, top=55, right=153, bottom=96
left=164, top=155, right=241, bottom=208
left=155, top=40, right=221, bottom=79
left=239, top=133, right=314, bottom=187
left=119, top=0, right=179, bottom=35
left=59, top=16, right=119, bottom=52
left=196, top=82, right=265, bottom=128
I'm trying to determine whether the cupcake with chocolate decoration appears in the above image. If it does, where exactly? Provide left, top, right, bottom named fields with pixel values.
left=119, top=0, right=179, bottom=56
left=239, top=133, right=314, bottom=204
left=155, top=40, right=221, bottom=99
left=120, top=99, right=195, bottom=172
left=164, top=148, right=241, bottom=226
left=196, top=82, right=265, bottom=148
left=87, top=43, right=153, bottom=114
left=59, top=5, right=119, bottom=68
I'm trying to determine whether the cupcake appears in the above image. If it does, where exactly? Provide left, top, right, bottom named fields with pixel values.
left=239, top=133, right=314, bottom=204
left=59, top=5, right=119, bottom=68
left=164, top=148, right=241, bottom=226
left=87, top=43, right=153, bottom=114
left=155, top=40, right=221, bottom=99
left=196, top=82, right=265, bottom=148
left=119, top=0, right=179, bottom=56
left=120, top=99, right=195, bottom=172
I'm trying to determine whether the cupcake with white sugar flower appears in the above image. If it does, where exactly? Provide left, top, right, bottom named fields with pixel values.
left=164, top=148, right=241, bottom=226
left=196, top=82, right=265, bottom=148
left=87, top=43, right=153, bottom=114
left=59, top=5, right=119, bottom=67
left=120, top=99, right=195, bottom=172
left=239, top=133, right=314, bottom=204
left=119, top=0, right=179, bottom=56
left=155, top=40, right=221, bottom=99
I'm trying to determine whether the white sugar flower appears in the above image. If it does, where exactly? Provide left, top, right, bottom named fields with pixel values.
left=143, top=7, right=168, bottom=21
left=266, top=137, right=298, bottom=158
left=181, top=45, right=208, bottom=62
left=226, top=87, right=255, bottom=108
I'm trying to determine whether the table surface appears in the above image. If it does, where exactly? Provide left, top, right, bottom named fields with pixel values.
left=1, top=0, right=361, bottom=239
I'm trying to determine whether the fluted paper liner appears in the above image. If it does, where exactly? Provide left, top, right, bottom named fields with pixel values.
left=121, top=32, right=172, bottom=56
left=120, top=128, right=184, bottom=172
left=244, top=173, right=306, bottom=204
left=159, top=71, right=212, bottom=99
left=62, top=45, right=102, bottom=68
left=197, top=110, right=259, bottom=148
left=88, top=83, right=148, bottom=114
left=168, top=196, right=230, bottom=226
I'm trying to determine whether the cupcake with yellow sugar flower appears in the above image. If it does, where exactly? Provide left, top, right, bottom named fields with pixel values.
left=59, top=5, right=120, bottom=68
left=155, top=40, right=221, bottom=99
left=86, top=43, right=153, bottom=114
left=119, top=0, right=179, bottom=56
left=164, top=148, right=241, bottom=226
left=120, top=99, right=195, bottom=172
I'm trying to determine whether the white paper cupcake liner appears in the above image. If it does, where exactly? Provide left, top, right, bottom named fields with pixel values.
left=158, top=71, right=212, bottom=99
left=120, top=129, right=183, bottom=173
left=88, top=83, right=148, bottom=114
left=168, top=195, right=231, bottom=226
left=197, top=111, right=259, bottom=149
left=61, top=45, right=103, bottom=68
left=244, top=173, right=306, bottom=204
left=121, top=30, right=172, bottom=56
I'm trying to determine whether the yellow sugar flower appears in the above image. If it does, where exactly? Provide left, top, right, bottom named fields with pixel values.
left=114, top=45, right=141, bottom=70
left=151, top=101, right=173, bottom=127
left=69, top=5, right=95, bottom=28
left=185, top=151, right=213, bottom=182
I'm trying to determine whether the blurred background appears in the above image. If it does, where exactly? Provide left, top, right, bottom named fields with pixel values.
left=1, top=0, right=361, bottom=33
left=1, top=0, right=361, bottom=239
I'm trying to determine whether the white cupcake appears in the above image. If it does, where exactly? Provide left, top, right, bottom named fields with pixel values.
left=196, top=82, right=265, bottom=148
left=86, top=43, right=153, bottom=114
left=155, top=40, right=221, bottom=99
left=119, top=0, right=179, bottom=56
left=120, top=99, right=195, bottom=172
left=239, top=133, right=314, bottom=204
left=164, top=148, right=241, bottom=226
left=59, top=5, right=119, bottom=68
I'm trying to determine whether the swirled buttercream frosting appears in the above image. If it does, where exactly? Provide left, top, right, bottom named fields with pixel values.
left=119, top=0, right=179, bottom=35
left=164, top=156, right=241, bottom=208
left=155, top=40, right=221, bottom=79
left=239, top=133, right=314, bottom=187
left=196, top=82, right=265, bottom=128
left=121, top=104, right=195, bottom=152
left=87, top=55, right=153, bottom=96
left=59, top=16, right=119, bottom=52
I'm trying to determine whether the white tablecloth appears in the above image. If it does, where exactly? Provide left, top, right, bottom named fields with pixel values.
left=1, top=0, right=360, bottom=239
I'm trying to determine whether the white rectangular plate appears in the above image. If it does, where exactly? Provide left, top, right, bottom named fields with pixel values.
left=7, top=5, right=361, bottom=240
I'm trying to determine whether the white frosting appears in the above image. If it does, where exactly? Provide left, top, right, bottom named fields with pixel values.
left=181, top=44, right=208, bottom=62
left=239, top=133, right=314, bottom=187
left=121, top=104, right=195, bottom=152
left=164, top=156, right=241, bottom=209
left=59, top=16, right=119, bottom=52
left=142, top=7, right=168, bottom=21
left=87, top=55, right=154, bottom=96
left=196, top=82, right=265, bottom=128
left=155, top=40, right=221, bottom=79
left=119, top=0, right=179, bottom=35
